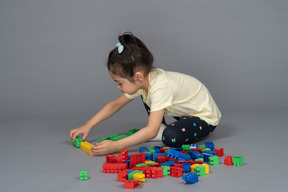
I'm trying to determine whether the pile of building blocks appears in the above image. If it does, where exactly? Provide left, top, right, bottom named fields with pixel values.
left=72, top=133, right=244, bottom=187
left=100, top=142, right=244, bottom=189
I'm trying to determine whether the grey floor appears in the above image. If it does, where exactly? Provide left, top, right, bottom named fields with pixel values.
left=1, top=109, right=288, bottom=192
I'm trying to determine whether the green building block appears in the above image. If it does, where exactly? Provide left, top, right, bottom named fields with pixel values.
left=161, top=165, right=170, bottom=176
left=136, top=163, right=147, bottom=167
left=202, top=148, right=211, bottom=152
left=148, top=148, right=155, bottom=154
left=79, top=170, right=88, bottom=180
left=182, top=144, right=191, bottom=153
left=128, top=129, right=140, bottom=136
left=198, top=145, right=206, bottom=149
left=128, top=170, right=143, bottom=180
left=72, top=136, right=83, bottom=148
left=194, top=166, right=205, bottom=176
left=98, top=134, right=123, bottom=142
left=110, top=135, right=128, bottom=141
left=233, top=156, right=244, bottom=167
left=209, top=156, right=219, bottom=165
left=195, top=158, right=204, bottom=162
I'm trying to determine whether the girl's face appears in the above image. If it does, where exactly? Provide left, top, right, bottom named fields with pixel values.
left=109, top=71, right=141, bottom=95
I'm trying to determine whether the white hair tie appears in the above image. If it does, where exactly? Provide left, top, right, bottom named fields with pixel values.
left=115, top=42, right=124, bottom=54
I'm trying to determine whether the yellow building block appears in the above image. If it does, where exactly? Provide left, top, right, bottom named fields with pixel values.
left=144, top=160, right=154, bottom=166
left=190, top=164, right=200, bottom=172
left=134, top=173, right=145, bottom=183
left=80, top=141, right=94, bottom=155
left=202, top=164, right=210, bottom=174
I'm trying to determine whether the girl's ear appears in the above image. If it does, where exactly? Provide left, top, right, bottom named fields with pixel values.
left=134, top=71, right=144, bottom=82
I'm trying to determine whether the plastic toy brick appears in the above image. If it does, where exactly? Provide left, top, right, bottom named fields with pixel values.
left=167, top=148, right=191, bottom=161
left=160, top=147, right=169, bottom=153
left=129, top=153, right=145, bottom=169
left=190, top=148, right=203, bottom=153
left=103, top=163, right=128, bottom=173
left=195, top=158, right=204, bottom=162
left=161, top=165, right=170, bottom=176
left=106, top=155, right=117, bottom=163
left=128, top=170, right=143, bottom=180
left=79, top=170, right=88, bottom=180
left=132, top=167, right=164, bottom=178
left=136, top=163, right=147, bottom=167
left=133, top=173, right=146, bottom=183
left=72, top=136, right=83, bottom=148
left=139, top=147, right=150, bottom=153
left=224, top=156, right=234, bottom=166
left=153, top=147, right=161, bottom=153
left=189, top=144, right=198, bottom=149
left=170, top=166, right=184, bottom=177
left=202, top=152, right=213, bottom=163
left=205, top=141, right=215, bottom=150
left=194, top=165, right=205, bottom=176
left=148, top=148, right=156, bottom=154
left=118, top=169, right=129, bottom=182
left=182, top=172, right=199, bottom=184
left=202, top=150, right=218, bottom=156
left=201, top=163, right=210, bottom=174
left=202, top=148, right=211, bottom=152
left=182, top=163, right=191, bottom=173
left=145, top=153, right=153, bottom=161
left=154, top=153, right=168, bottom=162
left=125, top=180, right=141, bottom=189
left=214, top=148, right=224, bottom=157
left=117, top=149, right=129, bottom=163
left=150, top=162, right=160, bottom=167
left=110, top=135, right=128, bottom=141
left=157, top=155, right=168, bottom=164
left=160, top=161, right=175, bottom=166
left=190, top=164, right=201, bottom=173
left=168, top=157, right=178, bottom=163
left=198, top=145, right=206, bottom=149
left=232, top=156, right=244, bottom=167
left=189, top=151, right=204, bottom=160
left=127, top=129, right=140, bottom=136
left=80, top=141, right=94, bottom=156
left=97, top=134, right=119, bottom=142
left=178, top=160, right=203, bottom=165
left=174, top=163, right=182, bottom=168
left=209, top=156, right=219, bottom=165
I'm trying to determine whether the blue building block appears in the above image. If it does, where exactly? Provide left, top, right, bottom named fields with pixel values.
left=189, top=151, right=204, bottom=160
left=139, top=147, right=150, bottom=153
left=153, top=147, right=161, bottom=153
left=160, top=161, right=175, bottom=166
left=202, top=153, right=213, bottom=163
left=145, top=153, right=153, bottom=161
left=205, top=142, right=215, bottom=150
left=182, top=172, right=199, bottom=184
left=190, top=144, right=198, bottom=149
left=182, top=163, right=191, bottom=173
left=202, top=150, right=218, bottom=156
left=167, top=148, right=191, bottom=161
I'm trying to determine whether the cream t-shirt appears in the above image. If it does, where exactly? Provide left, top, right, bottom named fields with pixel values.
left=125, top=68, right=222, bottom=126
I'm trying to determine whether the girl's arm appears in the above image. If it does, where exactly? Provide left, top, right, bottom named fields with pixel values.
left=70, top=94, right=132, bottom=141
left=91, top=109, right=165, bottom=155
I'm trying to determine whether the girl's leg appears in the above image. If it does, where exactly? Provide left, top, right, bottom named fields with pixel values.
left=162, top=116, right=216, bottom=147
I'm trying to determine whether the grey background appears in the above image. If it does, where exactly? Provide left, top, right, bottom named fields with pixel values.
left=1, top=0, right=288, bottom=192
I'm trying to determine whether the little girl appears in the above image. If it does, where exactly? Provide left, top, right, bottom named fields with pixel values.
left=69, top=32, right=222, bottom=156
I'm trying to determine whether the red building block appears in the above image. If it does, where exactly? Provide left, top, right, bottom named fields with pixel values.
left=117, top=149, right=129, bottom=163
left=106, top=155, right=117, bottom=163
left=157, top=155, right=168, bottom=164
left=132, top=167, right=164, bottom=178
left=224, top=156, right=234, bottom=166
left=190, top=148, right=203, bottom=153
left=170, top=166, right=184, bottom=177
left=118, top=169, right=129, bottom=182
left=125, top=180, right=140, bottom=189
left=103, top=163, right=128, bottom=173
left=178, top=160, right=203, bottom=165
left=214, top=148, right=224, bottom=157
left=129, top=153, right=145, bottom=169
left=150, top=163, right=160, bottom=167
left=168, top=157, right=178, bottom=163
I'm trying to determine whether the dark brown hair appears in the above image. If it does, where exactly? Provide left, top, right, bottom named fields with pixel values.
left=107, top=32, right=154, bottom=81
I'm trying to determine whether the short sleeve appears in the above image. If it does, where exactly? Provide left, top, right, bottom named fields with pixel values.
left=150, top=88, right=173, bottom=112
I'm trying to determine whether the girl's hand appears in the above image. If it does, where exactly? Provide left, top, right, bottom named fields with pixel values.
left=69, top=124, right=92, bottom=142
left=90, top=140, right=119, bottom=156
